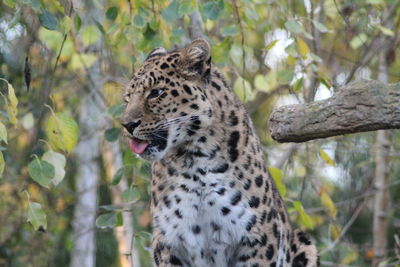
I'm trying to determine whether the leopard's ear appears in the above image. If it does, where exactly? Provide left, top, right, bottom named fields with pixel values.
left=178, top=39, right=211, bottom=81
left=145, top=47, right=167, bottom=61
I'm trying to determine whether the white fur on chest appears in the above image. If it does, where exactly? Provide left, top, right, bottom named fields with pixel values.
left=156, top=173, right=254, bottom=266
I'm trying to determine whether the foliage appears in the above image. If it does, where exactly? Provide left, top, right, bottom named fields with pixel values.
left=0, top=0, right=400, bottom=266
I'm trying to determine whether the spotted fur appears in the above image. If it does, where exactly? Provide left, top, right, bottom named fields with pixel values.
left=121, top=39, right=319, bottom=267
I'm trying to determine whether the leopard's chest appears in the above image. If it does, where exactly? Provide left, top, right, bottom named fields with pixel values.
left=153, top=174, right=255, bottom=266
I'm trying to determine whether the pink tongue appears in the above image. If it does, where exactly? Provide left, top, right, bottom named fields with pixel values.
left=130, top=139, right=149, bottom=154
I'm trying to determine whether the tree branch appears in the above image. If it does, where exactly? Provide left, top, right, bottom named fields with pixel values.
left=269, top=79, right=400, bottom=143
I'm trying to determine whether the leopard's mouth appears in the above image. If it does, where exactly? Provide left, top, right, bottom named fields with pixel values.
left=129, top=130, right=169, bottom=156
left=129, top=137, right=150, bottom=155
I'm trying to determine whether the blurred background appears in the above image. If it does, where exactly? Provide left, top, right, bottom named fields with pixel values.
left=0, top=0, right=399, bottom=266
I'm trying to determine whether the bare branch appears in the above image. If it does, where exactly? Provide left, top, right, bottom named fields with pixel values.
left=269, top=79, right=400, bottom=143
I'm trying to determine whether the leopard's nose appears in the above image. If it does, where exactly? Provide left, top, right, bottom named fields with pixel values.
left=122, top=120, right=141, bottom=135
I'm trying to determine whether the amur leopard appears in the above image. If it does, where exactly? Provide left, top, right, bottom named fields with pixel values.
left=121, top=39, right=319, bottom=267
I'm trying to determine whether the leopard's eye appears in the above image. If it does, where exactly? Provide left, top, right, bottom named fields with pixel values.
left=147, top=88, right=166, bottom=99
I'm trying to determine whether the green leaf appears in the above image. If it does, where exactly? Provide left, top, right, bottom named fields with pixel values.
left=81, top=25, right=100, bottom=46
left=42, top=151, right=66, bottom=186
left=27, top=201, right=47, bottom=231
left=320, top=149, right=334, bottom=166
left=106, top=6, right=118, bottom=21
left=59, top=16, right=72, bottom=33
left=285, top=19, right=302, bottom=34
left=268, top=167, right=286, bottom=198
left=138, top=231, right=152, bottom=248
left=254, top=74, right=268, bottom=91
left=122, top=188, right=140, bottom=203
left=233, top=77, right=253, bottom=103
left=265, top=40, right=279, bottom=51
left=3, top=0, right=16, bottom=8
left=203, top=0, right=224, bottom=20
left=116, top=212, right=123, bottom=227
left=143, top=24, right=156, bottom=40
left=45, top=112, right=79, bottom=153
left=74, top=14, right=82, bottom=31
left=105, top=127, right=120, bottom=142
left=220, top=25, right=239, bottom=37
left=255, top=71, right=277, bottom=93
left=178, top=0, right=196, bottom=16
left=28, top=158, right=55, bottom=188
left=313, top=21, right=330, bottom=33
left=96, top=212, right=118, bottom=228
left=0, top=79, right=18, bottom=126
left=0, top=151, right=4, bottom=178
left=39, top=10, right=58, bottom=31
left=277, top=69, right=294, bottom=84
left=293, top=201, right=314, bottom=230
left=162, top=0, right=180, bottom=22
left=111, top=167, right=124, bottom=186
left=293, top=78, right=303, bottom=91
left=133, top=14, right=145, bottom=27
left=0, top=121, right=7, bottom=144
left=94, top=21, right=106, bottom=35
left=107, top=104, right=125, bottom=117
left=350, top=33, right=367, bottom=49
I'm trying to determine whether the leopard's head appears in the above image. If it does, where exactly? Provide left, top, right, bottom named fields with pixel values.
left=121, top=39, right=213, bottom=161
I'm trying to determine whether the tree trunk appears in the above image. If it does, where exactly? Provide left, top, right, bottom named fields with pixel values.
left=102, top=140, right=141, bottom=267
left=71, top=95, right=102, bottom=267
left=70, top=1, right=105, bottom=266
left=372, top=48, right=392, bottom=267
left=269, top=80, right=400, bottom=143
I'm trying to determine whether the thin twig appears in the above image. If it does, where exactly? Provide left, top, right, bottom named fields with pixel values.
left=319, top=192, right=370, bottom=255
left=231, top=0, right=247, bottom=100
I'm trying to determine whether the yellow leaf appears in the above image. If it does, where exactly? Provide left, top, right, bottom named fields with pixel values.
left=296, top=37, right=310, bottom=57
left=320, top=191, right=337, bottom=218
left=265, top=40, right=279, bottom=51
left=59, top=16, right=72, bottom=33
left=376, top=25, right=394, bottom=36
left=69, top=54, right=97, bottom=70
left=233, top=77, right=253, bottom=103
left=293, top=201, right=314, bottom=230
left=45, top=112, right=79, bottom=153
left=319, top=149, right=334, bottom=166
left=268, top=167, right=286, bottom=198
left=81, top=25, right=100, bottom=46
left=341, top=250, right=358, bottom=265
left=0, top=79, right=18, bottom=125
left=0, top=151, right=4, bottom=178
left=0, top=121, right=7, bottom=144
left=329, top=223, right=342, bottom=240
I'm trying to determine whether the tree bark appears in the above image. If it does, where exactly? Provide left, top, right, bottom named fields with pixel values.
left=71, top=95, right=103, bottom=267
left=70, top=1, right=104, bottom=267
left=372, top=130, right=391, bottom=266
left=269, top=79, right=400, bottom=143
left=372, top=45, right=392, bottom=267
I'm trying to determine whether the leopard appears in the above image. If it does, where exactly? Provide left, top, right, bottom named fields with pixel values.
left=121, top=39, right=319, bottom=267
